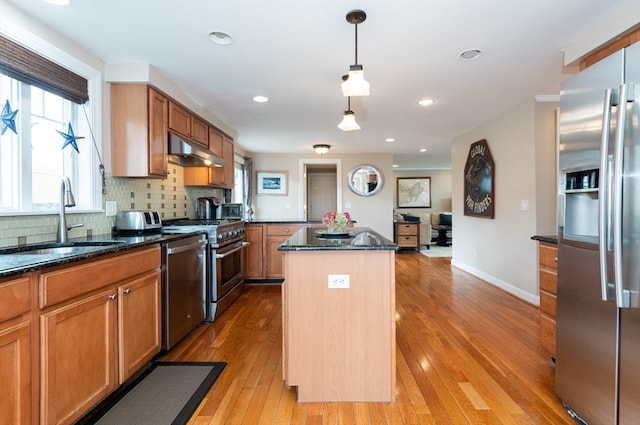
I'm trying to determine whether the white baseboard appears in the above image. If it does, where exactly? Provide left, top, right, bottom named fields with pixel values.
left=450, top=259, right=540, bottom=306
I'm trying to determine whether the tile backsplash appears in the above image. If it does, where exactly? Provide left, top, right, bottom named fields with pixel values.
left=0, top=165, right=221, bottom=248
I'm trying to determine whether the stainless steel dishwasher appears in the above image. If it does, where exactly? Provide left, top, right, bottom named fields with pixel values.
left=162, top=233, right=207, bottom=350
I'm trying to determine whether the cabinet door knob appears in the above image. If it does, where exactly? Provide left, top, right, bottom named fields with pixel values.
left=123, top=288, right=131, bottom=294
left=108, top=293, right=118, bottom=300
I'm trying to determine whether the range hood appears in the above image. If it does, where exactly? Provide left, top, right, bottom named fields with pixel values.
left=167, top=132, right=225, bottom=168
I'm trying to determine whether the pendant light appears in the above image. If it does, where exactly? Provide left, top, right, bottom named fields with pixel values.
left=341, top=9, right=370, bottom=97
left=313, top=144, right=331, bottom=155
left=337, top=96, right=361, bottom=131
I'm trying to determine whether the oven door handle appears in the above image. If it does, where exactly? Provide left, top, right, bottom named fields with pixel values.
left=215, top=241, right=250, bottom=259
left=167, top=239, right=207, bottom=255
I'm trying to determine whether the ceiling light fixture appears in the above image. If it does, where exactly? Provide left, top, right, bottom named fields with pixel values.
left=45, top=0, right=70, bottom=4
left=459, top=48, right=482, bottom=60
left=341, top=9, right=370, bottom=97
left=418, top=98, right=435, bottom=106
left=337, top=96, right=361, bottom=131
left=313, top=144, right=331, bottom=155
left=208, top=31, right=233, bottom=45
left=252, top=95, right=269, bottom=103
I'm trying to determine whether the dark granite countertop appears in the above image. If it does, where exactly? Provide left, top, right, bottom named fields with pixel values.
left=531, top=235, right=558, bottom=244
left=0, top=231, right=202, bottom=278
left=246, top=220, right=322, bottom=225
left=278, top=227, right=397, bottom=251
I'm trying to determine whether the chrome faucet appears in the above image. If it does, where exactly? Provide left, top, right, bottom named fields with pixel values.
left=58, top=177, right=83, bottom=243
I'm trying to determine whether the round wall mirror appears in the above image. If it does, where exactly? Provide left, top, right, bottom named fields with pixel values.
left=346, top=164, right=384, bottom=197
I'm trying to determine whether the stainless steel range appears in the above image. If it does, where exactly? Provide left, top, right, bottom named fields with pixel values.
left=162, top=219, right=248, bottom=321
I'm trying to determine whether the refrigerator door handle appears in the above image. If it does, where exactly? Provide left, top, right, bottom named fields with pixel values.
left=613, top=83, right=630, bottom=308
left=599, top=88, right=615, bottom=302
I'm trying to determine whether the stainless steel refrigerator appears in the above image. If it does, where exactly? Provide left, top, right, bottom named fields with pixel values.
left=557, top=42, right=640, bottom=424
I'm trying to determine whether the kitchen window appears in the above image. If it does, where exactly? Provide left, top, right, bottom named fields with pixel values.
left=0, top=32, right=102, bottom=215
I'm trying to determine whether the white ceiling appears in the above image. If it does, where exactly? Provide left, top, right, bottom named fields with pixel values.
left=4, top=0, right=636, bottom=169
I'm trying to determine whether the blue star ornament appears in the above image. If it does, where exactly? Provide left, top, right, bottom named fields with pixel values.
left=57, top=123, right=84, bottom=153
left=1, top=100, right=19, bottom=135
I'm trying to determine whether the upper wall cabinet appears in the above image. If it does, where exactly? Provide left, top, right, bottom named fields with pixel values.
left=111, top=84, right=169, bottom=178
left=168, top=101, right=208, bottom=147
left=184, top=135, right=235, bottom=189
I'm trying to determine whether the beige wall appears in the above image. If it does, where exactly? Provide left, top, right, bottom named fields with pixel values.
left=249, top=153, right=395, bottom=240
left=392, top=169, right=452, bottom=215
left=451, top=98, right=558, bottom=304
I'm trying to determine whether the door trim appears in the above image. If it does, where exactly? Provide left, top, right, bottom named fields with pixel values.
left=299, top=159, right=342, bottom=221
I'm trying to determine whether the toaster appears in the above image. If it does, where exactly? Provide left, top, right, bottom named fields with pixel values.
left=116, top=210, right=162, bottom=231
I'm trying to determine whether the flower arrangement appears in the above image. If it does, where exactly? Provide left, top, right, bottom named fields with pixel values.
left=322, top=211, right=352, bottom=232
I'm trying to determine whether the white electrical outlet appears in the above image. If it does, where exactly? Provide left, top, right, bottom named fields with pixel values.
left=105, top=201, right=117, bottom=216
left=328, top=274, right=350, bottom=289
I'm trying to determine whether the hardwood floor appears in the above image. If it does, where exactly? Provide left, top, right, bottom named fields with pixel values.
left=159, top=252, right=573, bottom=424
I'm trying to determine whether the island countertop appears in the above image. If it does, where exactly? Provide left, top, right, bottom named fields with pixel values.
left=277, top=227, right=397, bottom=251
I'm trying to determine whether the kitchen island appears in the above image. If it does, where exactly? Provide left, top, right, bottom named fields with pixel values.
left=278, top=227, right=397, bottom=402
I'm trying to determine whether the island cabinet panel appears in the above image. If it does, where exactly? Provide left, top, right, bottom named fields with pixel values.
left=282, top=250, right=396, bottom=402
left=0, top=275, right=33, bottom=425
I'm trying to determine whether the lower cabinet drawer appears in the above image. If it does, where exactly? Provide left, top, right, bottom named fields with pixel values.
left=540, top=314, right=556, bottom=355
left=397, top=236, right=418, bottom=247
left=540, top=290, right=557, bottom=318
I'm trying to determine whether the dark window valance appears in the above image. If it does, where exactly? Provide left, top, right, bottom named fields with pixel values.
left=0, top=34, right=88, bottom=104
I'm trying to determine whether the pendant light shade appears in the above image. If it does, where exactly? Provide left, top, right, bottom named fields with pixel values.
left=342, top=10, right=369, bottom=97
left=337, top=110, right=360, bottom=131
left=341, top=65, right=370, bottom=97
left=313, top=144, right=331, bottom=155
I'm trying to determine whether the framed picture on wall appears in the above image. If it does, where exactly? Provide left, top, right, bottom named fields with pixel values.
left=256, top=170, right=288, bottom=195
left=397, top=177, right=431, bottom=208
left=463, top=139, right=495, bottom=218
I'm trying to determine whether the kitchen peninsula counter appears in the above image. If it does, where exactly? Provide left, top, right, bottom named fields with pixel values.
left=279, top=227, right=397, bottom=402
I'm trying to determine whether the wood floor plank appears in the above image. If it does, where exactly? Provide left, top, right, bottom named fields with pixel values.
left=160, top=252, right=574, bottom=425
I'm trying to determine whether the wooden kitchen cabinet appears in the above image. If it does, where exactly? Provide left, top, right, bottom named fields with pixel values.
left=244, top=224, right=265, bottom=279
left=168, top=101, right=209, bottom=147
left=0, top=276, right=33, bottom=425
left=111, top=84, right=169, bottom=178
left=184, top=135, right=235, bottom=188
left=41, top=288, right=118, bottom=425
left=118, top=271, right=161, bottom=383
left=266, top=225, right=304, bottom=279
left=208, top=126, right=223, bottom=156
left=394, top=222, right=420, bottom=251
left=538, top=241, right=558, bottom=357
left=39, top=246, right=161, bottom=425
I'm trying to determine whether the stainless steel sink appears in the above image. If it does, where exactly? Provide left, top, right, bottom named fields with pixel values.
left=6, top=241, right=125, bottom=256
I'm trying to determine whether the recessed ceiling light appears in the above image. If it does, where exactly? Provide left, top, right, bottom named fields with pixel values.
left=419, top=148, right=427, bottom=153
left=252, top=95, right=269, bottom=103
left=459, top=49, right=482, bottom=60
left=208, top=31, right=233, bottom=45
left=385, top=138, right=395, bottom=143
left=418, top=98, right=434, bottom=106
left=392, top=164, right=398, bottom=168
left=45, top=0, right=70, bottom=5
